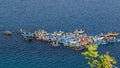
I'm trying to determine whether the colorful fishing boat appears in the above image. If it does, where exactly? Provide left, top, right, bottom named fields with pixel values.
left=21, top=32, right=33, bottom=41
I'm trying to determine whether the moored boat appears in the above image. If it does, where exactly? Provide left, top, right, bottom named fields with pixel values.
left=21, top=32, right=33, bottom=41
left=107, top=32, right=119, bottom=37
left=51, top=41, right=60, bottom=47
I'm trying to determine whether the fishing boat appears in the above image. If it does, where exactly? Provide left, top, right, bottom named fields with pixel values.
left=107, top=32, right=119, bottom=37
left=72, top=45, right=85, bottom=50
left=99, top=33, right=104, bottom=37
left=117, top=39, right=120, bottom=42
left=101, top=40, right=108, bottom=45
left=3, top=30, right=12, bottom=36
left=24, top=37, right=32, bottom=41
left=18, top=29, right=26, bottom=34
left=21, top=32, right=33, bottom=41
left=51, top=41, right=60, bottom=47
left=78, top=29, right=84, bottom=34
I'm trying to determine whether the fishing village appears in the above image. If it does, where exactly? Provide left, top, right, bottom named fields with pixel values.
left=14, top=29, right=120, bottom=50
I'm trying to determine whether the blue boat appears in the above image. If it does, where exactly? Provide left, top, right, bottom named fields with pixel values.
left=21, top=33, right=33, bottom=41
left=101, top=40, right=108, bottom=45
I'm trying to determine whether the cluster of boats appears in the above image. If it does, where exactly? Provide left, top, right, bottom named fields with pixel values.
left=18, top=29, right=120, bottom=50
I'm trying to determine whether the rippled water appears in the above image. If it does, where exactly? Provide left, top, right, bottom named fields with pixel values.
left=0, top=0, right=120, bottom=68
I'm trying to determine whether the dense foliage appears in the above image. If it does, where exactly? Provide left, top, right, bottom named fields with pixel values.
left=82, top=45, right=117, bottom=68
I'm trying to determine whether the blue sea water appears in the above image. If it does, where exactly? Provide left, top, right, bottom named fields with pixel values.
left=0, top=0, right=120, bottom=68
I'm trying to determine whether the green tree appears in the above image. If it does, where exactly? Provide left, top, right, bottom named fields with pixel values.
left=82, top=45, right=117, bottom=68
left=99, top=52, right=117, bottom=68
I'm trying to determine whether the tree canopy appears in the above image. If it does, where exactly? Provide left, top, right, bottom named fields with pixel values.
left=82, top=45, right=117, bottom=68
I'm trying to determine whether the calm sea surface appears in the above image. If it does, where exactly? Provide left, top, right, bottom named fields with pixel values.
left=0, top=0, right=120, bottom=68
